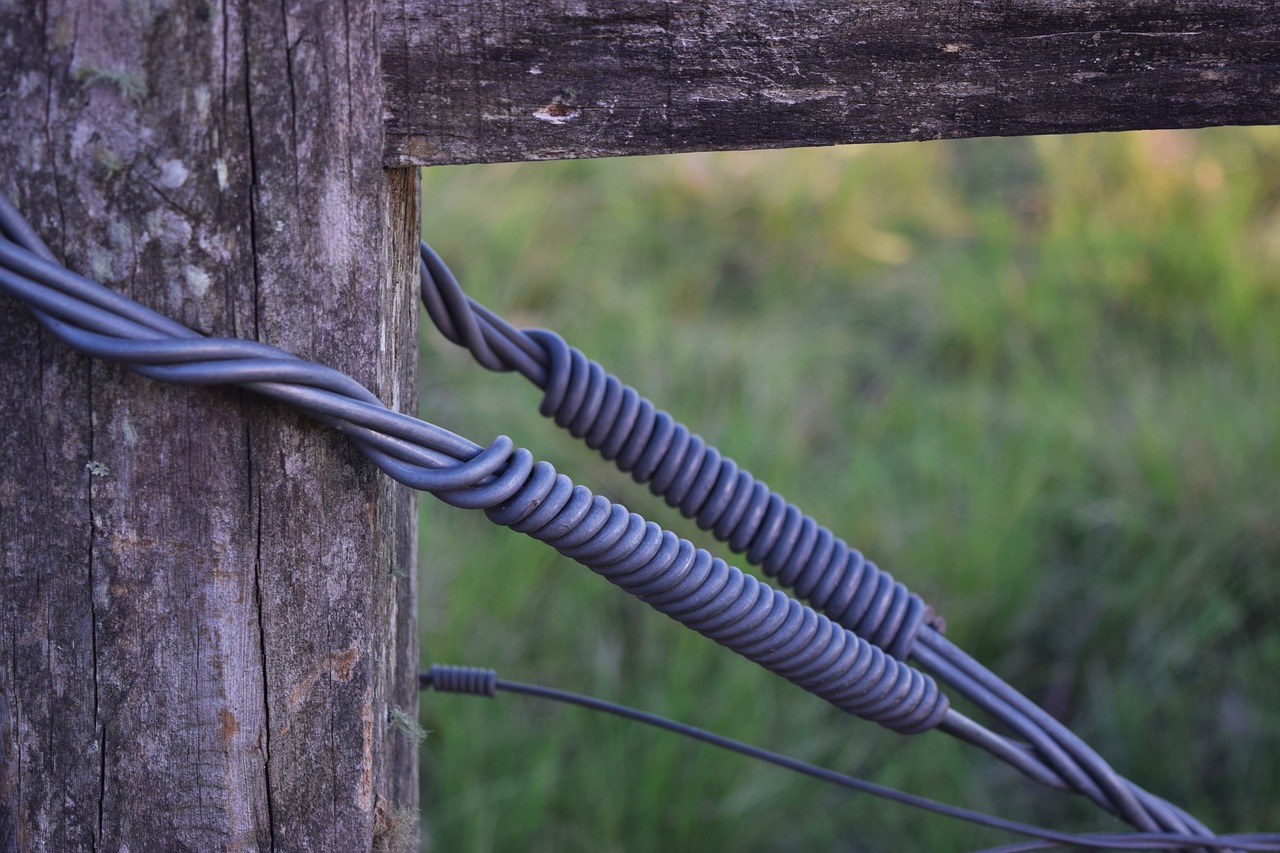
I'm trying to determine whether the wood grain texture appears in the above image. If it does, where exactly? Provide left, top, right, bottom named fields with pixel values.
left=385, top=0, right=1280, bottom=166
left=0, top=1, right=418, bottom=850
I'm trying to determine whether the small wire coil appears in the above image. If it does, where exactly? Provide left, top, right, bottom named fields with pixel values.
left=422, top=665, right=498, bottom=697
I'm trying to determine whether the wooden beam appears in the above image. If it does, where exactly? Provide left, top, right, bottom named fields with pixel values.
left=384, top=0, right=1280, bottom=166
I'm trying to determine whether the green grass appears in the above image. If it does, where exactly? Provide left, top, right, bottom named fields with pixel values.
left=416, top=128, right=1280, bottom=851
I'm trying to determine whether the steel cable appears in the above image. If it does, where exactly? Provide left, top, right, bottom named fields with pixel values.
left=416, top=240, right=1221, bottom=845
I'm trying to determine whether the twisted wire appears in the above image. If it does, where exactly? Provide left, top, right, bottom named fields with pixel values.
left=0, top=191, right=946, bottom=736
left=421, top=242, right=934, bottom=661
left=0, top=187, right=1231, bottom=843
left=417, top=240, right=1224, bottom=846
left=922, top=634, right=1216, bottom=844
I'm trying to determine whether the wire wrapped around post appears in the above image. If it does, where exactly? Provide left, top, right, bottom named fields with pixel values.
left=0, top=189, right=946, bottom=736
left=0, top=189, right=1230, bottom=845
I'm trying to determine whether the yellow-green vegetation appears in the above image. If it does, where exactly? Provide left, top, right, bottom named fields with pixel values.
left=417, top=129, right=1280, bottom=852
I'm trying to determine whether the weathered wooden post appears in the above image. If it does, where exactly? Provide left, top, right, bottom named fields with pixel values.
left=2, top=0, right=1278, bottom=849
left=0, top=1, right=419, bottom=849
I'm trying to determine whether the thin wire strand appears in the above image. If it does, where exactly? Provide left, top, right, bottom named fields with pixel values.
left=420, top=665, right=1280, bottom=853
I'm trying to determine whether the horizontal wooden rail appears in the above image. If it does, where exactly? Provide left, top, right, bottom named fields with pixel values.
left=384, top=0, right=1280, bottom=166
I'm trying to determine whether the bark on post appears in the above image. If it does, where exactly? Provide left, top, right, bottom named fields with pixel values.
left=0, top=1, right=419, bottom=850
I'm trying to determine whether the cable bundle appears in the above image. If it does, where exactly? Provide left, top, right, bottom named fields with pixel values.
left=417, top=241, right=1222, bottom=842
left=0, top=185, right=1243, bottom=844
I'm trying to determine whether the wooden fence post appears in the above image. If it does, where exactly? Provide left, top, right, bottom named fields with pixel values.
left=0, top=1, right=419, bottom=850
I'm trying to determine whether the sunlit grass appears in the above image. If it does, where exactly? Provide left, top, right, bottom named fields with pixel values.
left=417, top=128, right=1280, bottom=851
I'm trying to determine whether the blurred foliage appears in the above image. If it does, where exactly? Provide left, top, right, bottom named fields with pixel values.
left=416, top=128, right=1280, bottom=852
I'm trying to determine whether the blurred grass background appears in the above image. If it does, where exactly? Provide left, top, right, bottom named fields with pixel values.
left=415, top=129, right=1280, bottom=852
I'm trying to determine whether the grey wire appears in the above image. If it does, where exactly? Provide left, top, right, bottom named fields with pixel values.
left=414, top=239, right=1229, bottom=845
left=918, top=635, right=1213, bottom=840
left=0, top=188, right=1249, bottom=846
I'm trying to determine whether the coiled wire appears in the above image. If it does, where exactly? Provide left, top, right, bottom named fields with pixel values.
left=417, top=240, right=1225, bottom=846
left=0, top=188, right=1229, bottom=844
left=421, top=243, right=934, bottom=661
left=396, top=438, right=948, bottom=733
left=421, top=664, right=498, bottom=696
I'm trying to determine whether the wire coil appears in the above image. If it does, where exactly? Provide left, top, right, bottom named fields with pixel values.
left=421, top=244, right=936, bottom=661
left=422, top=665, right=498, bottom=697
left=417, top=240, right=1223, bottom=842
left=418, top=442, right=949, bottom=733
left=0, top=190, right=1230, bottom=843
